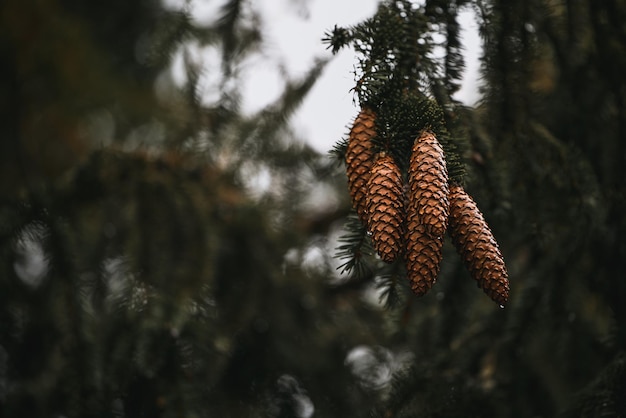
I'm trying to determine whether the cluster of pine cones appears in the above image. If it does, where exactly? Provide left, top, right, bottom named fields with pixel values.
left=345, top=107, right=510, bottom=306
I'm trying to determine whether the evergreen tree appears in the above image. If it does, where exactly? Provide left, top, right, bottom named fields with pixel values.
left=326, top=0, right=626, bottom=416
left=0, top=1, right=371, bottom=416
left=1, top=0, right=626, bottom=417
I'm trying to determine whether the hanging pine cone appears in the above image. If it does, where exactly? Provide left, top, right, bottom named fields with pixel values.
left=408, top=131, right=449, bottom=239
left=366, top=153, right=404, bottom=263
left=404, top=204, right=443, bottom=296
left=345, top=107, right=377, bottom=225
left=448, top=185, right=510, bottom=306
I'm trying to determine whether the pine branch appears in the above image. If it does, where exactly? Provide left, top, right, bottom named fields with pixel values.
left=256, top=58, right=329, bottom=139
left=217, top=0, right=243, bottom=72
left=324, top=1, right=468, bottom=184
left=561, top=352, right=626, bottom=418
left=234, top=58, right=329, bottom=163
left=334, top=213, right=373, bottom=278
left=375, top=272, right=404, bottom=310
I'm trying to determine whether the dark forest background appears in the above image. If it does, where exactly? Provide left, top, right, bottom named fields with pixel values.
left=1, top=0, right=625, bottom=417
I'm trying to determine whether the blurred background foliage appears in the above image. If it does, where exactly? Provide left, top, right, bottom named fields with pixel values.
left=0, top=0, right=625, bottom=417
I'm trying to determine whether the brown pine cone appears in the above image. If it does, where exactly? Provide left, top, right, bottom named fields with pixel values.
left=366, top=153, right=404, bottom=263
left=404, top=202, right=443, bottom=296
left=448, top=185, right=510, bottom=306
left=408, top=131, right=449, bottom=239
left=345, top=107, right=377, bottom=225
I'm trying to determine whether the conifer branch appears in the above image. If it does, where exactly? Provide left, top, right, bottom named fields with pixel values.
left=334, top=214, right=373, bottom=277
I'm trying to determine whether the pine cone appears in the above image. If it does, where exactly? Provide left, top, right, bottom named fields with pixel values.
left=448, top=185, right=510, bottom=306
left=408, top=131, right=449, bottom=239
left=366, top=153, right=404, bottom=263
left=346, top=107, right=377, bottom=225
left=404, top=203, right=443, bottom=296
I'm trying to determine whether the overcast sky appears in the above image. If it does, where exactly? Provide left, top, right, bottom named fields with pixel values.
left=164, top=0, right=482, bottom=154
